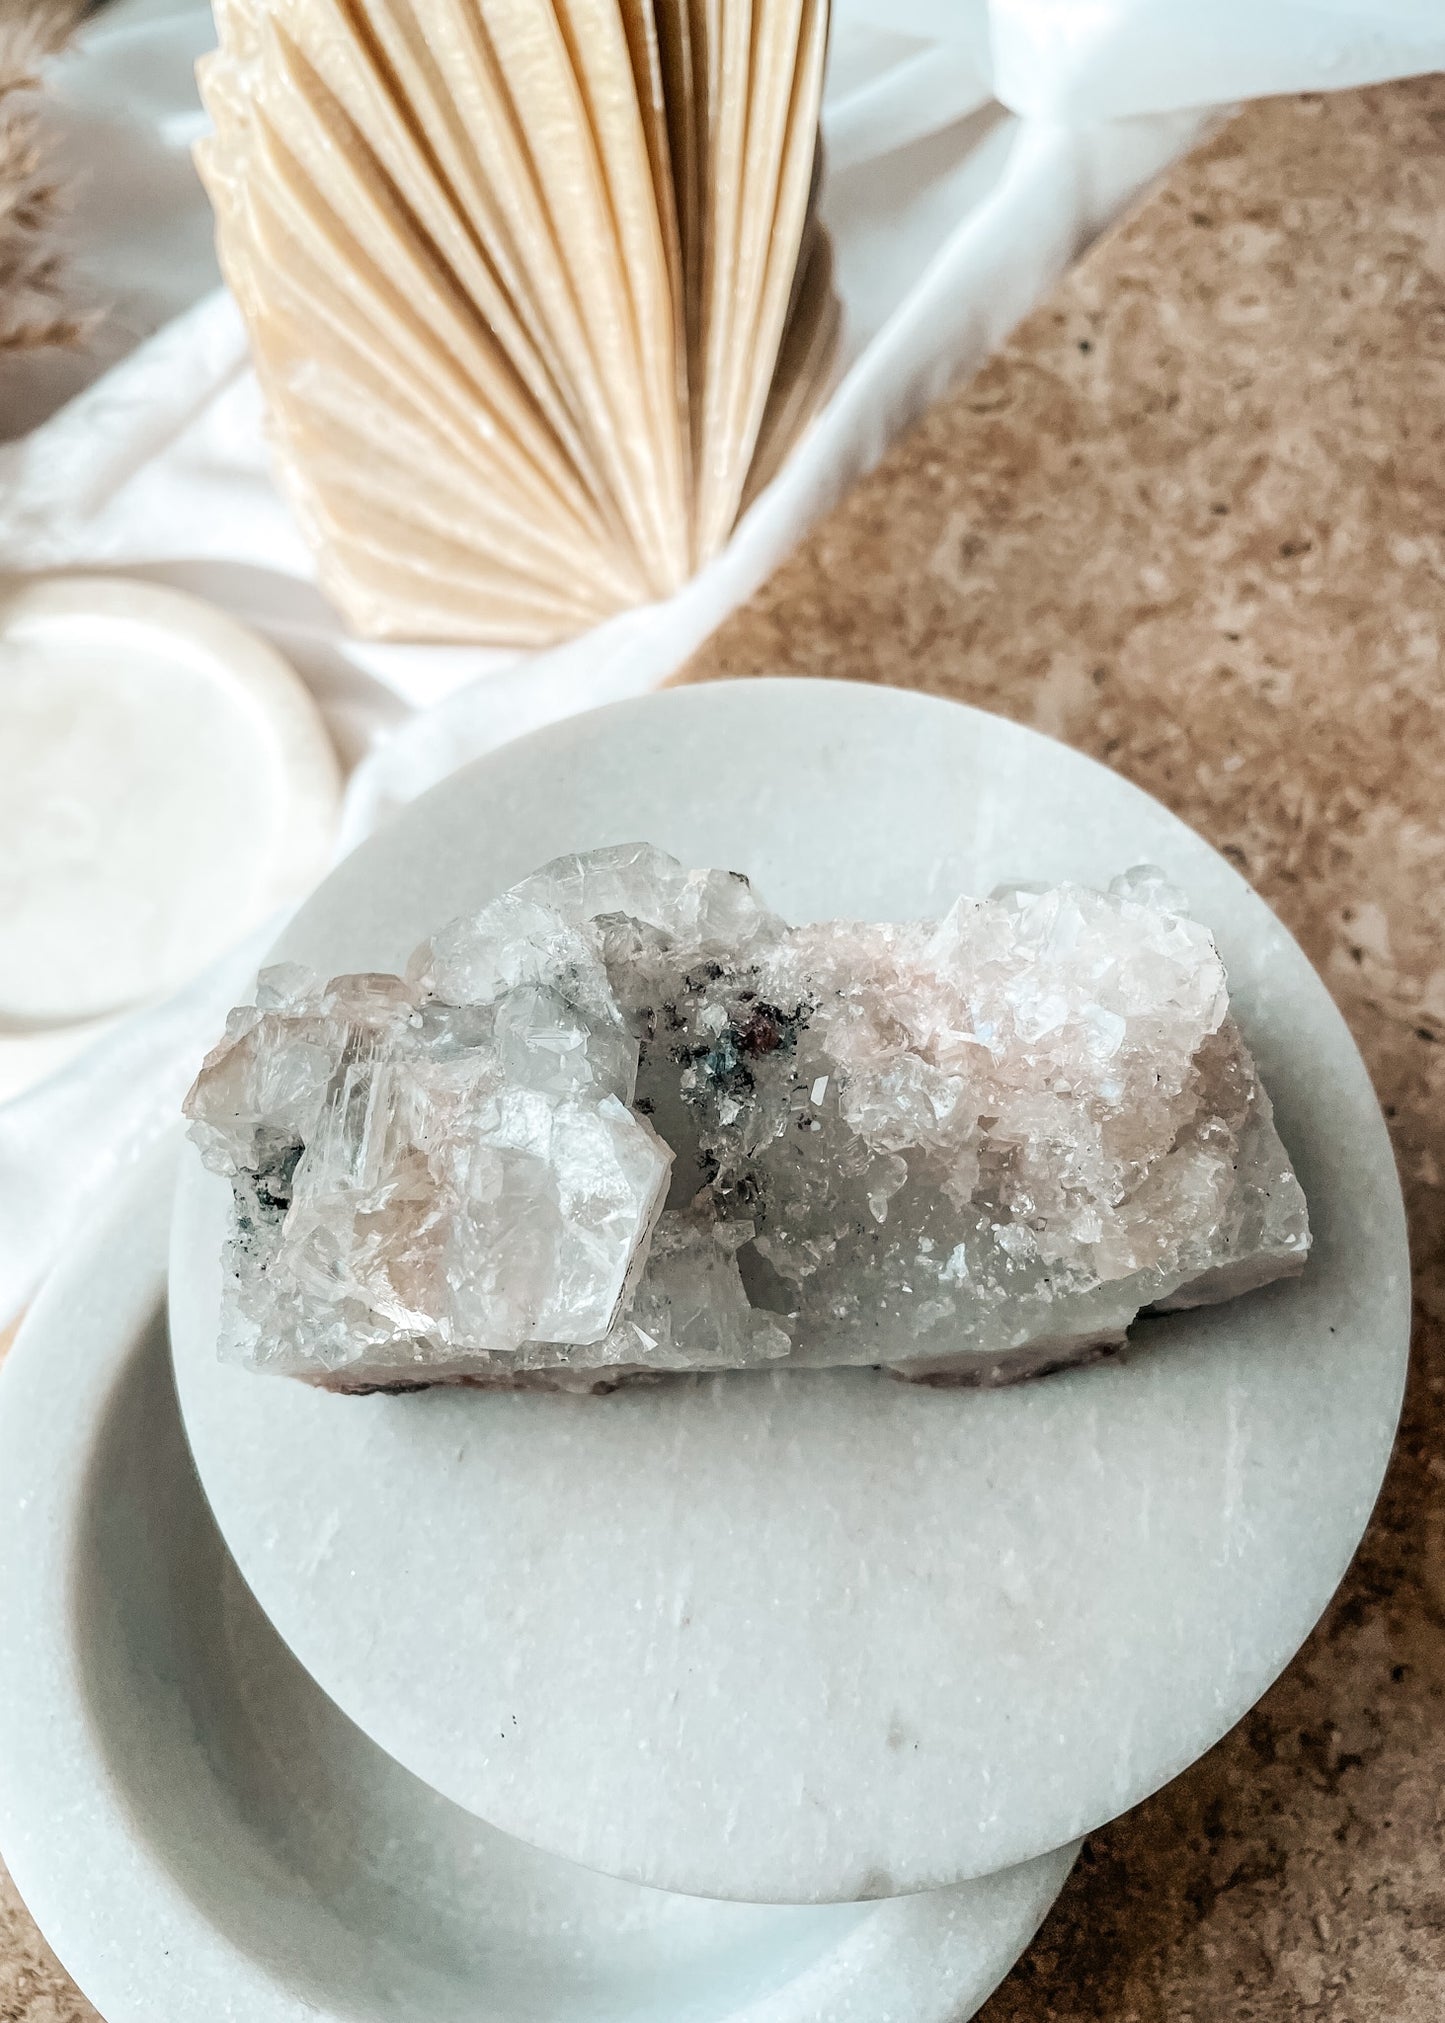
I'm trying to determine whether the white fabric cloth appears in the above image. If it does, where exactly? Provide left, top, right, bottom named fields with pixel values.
left=0, top=0, right=1440, bottom=1319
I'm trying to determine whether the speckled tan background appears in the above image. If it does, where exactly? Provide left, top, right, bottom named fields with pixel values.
left=4, top=71, right=1445, bottom=2023
left=683, top=74, right=1445, bottom=2023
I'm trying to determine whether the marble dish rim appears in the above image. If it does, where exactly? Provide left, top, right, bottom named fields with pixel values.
left=169, top=676, right=1412, bottom=1905
left=0, top=1137, right=1078, bottom=2023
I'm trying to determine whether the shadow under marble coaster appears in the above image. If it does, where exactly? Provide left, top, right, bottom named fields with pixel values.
left=170, top=679, right=1409, bottom=1904
left=0, top=1142, right=1074, bottom=2023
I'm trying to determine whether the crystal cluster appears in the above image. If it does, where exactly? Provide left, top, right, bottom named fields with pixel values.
left=184, top=844, right=1310, bottom=1390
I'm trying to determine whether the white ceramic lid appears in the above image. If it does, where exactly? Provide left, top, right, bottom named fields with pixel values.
left=0, top=1138, right=1075, bottom=2023
left=0, top=574, right=339, bottom=1098
left=170, top=680, right=1409, bottom=1903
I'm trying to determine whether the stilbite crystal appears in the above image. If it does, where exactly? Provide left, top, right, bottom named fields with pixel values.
left=184, top=844, right=1310, bottom=1389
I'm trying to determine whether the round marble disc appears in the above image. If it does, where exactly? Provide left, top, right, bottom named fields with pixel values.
left=0, top=1141, right=1076, bottom=2023
left=171, top=679, right=1409, bottom=1905
left=0, top=575, right=339, bottom=1094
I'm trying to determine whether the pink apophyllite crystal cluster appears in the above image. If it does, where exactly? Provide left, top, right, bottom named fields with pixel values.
left=185, top=844, right=1310, bottom=1391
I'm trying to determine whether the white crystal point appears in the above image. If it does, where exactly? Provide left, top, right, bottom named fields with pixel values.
left=185, top=847, right=1310, bottom=1389
left=186, top=958, right=671, bottom=1382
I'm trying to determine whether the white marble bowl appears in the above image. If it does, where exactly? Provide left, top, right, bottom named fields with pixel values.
left=170, top=679, right=1409, bottom=1903
left=0, top=1143, right=1076, bottom=2023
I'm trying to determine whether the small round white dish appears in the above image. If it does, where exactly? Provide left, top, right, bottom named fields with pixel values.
left=171, top=679, right=1410, bottom=1904
left=0, top=574, right=340, bottom=1100
left=0, top=1143, right=1075, bottom=2023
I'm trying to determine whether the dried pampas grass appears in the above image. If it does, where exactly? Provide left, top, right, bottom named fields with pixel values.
left=0, top=0, right=84, bottom=353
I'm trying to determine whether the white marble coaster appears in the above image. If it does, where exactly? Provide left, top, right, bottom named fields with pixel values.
left=170, top=679, right=1409, bottom=1903
left=0, top=1142, right=1074, bottom=2023
left=0, top=575, right=339, bottom=1100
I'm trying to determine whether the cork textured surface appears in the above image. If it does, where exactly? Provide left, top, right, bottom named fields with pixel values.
left=684, top=76, right=1445, bottom=2023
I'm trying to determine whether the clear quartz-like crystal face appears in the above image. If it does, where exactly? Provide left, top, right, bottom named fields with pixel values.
left=184, top=844, right=1310, bottom=1390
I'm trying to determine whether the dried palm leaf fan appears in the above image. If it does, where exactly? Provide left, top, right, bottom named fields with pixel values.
left=197, top=0, right=840, bottom=645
